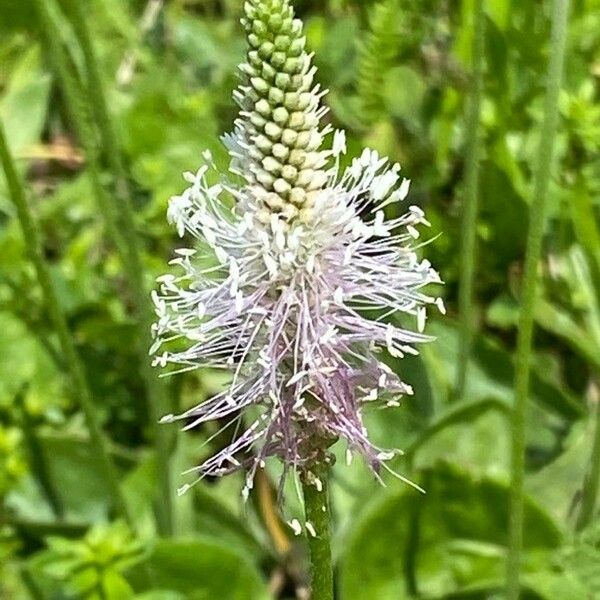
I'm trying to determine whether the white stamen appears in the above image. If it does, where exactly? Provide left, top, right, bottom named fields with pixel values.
left=289, top=519, right=302, bottom=536
left=417, top=306, right=427, bottom=333
left=305, top=521, right=317, bottom=538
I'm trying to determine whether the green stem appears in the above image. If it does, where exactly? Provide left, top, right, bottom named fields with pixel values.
left=31, top=0, right=131, bottom=291
left=301, top=458, right=334, bottom=600
left=0, top=121, right=133, bottom=530
left=65, top=0, right=132, bottom=200
left=506, top=0, right=570, bottom=597
left=66, top=0, right=175, bottom=537
left=33, top=0, right=174, bottom=535
left=456, top=0, right=485, bottom=400
left=576, top=389, right=600, bottom=531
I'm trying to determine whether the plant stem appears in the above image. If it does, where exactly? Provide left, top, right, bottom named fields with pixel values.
left=576, top=385, right=600, bottom=531
left=65, top=0, right=132, bottom=200
left=0, top=121, right=133, bottom=529
left=301, top=458, right=334, bottom=600
left=33, top=0, right=174, bottom=535
left=66, top=0, right=175, bottom=537
left=506, top=0, right=570, bottom=597
left=456, top=0, right=485, bottom=400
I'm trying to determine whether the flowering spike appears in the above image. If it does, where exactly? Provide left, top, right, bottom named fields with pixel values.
left=151, top=0, right=443, bottom=493
left=224, top=0, right=331, bottom=224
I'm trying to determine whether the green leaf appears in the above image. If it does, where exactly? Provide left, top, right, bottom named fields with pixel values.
left=405, top=397, right=509, bottom=460
left=429, top=320, right=583, bottom=420
left=535, top=298, right=600, bottom=370
left=102, top=570, right=135, bottom=600
left=340, top=462, right=562, bottom=600
left=523, top=570, right=590, bottom=600
left=382, top=66, right=426, bottom=123
left=135, top=593, right=186, bottom=600
left=7, top=434, right=113, bottom=522
left=0, top=45, right=51, bottom=156
left=528, top=421, right=594, bottom=525
left=127, top=538, right=270, bottom=600
left=0, top=305, right=63, bottom=415
left=570, top=179, right=600, bottom=279
left=478, top=161, right=529, bottom=274
left=0, top=0, right=37, bottom=33
left=121, top=452, right=160, bottom=539
left=307, top=15, right=359, bottom=87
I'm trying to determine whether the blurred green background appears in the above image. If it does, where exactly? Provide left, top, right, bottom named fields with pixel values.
left=1, top=0, right=600, bottom=598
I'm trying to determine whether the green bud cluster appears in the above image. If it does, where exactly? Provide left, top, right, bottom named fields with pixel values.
left=231, top=0, right=330, bottom=224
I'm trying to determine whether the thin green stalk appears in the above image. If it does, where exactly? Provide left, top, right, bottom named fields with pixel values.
left=65, top=0, right=132, bottom=199
left=0, top=121, right=133, bottom=529
left=506, top=0, right=570, bottom=597
left=301, top=458, right=334, bottom=600
left=33, top=0, right=174, bottom=535
left=32, top=0, right=131, bottom=283
left=576, top=388, right=600, bottom=531
left=65, top=0, right=175, bottom=537
left=456, top=0, right=485, bottom=400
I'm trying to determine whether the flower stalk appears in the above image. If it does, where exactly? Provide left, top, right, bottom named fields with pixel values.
left=506, top=0, right=570, bottom=597
left=65, top=0, right=133, bottom=203
left=301, top=457, right=334, bottom=600
left=456, top=0, right=485, bottom=399
left=0, top=121, right=133, bottom=529
left=67, top=0, right=177, bottom=537
left=32, top=0, right=174, bottom=535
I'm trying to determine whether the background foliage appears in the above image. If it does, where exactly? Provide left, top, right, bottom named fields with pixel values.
left=0, top=0, right=599, bottom=598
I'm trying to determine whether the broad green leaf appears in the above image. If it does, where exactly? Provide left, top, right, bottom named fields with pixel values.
left=0, top=45, right=51, bottom=156
left=382, top=66, right=426, bottom=124
left=429, top=320, right=582, bottom=420
left=340, top=463, right=562, bottom=600
left=307, top=15, right=359, bottom=87
left=8, top=434, right=113, bottom=522
left=570, top=179, right=600, bottom=279
left=0, top=312, right=63, bottom=414
left=523, top=571, right=590, bottom=600
left=528, top=421, right=593, bottom=524
left=405, top=397, right=509, bottom=460
left=127, top=538, right=270, bottom=600
left=489, top=292, right=600, bottom=373
left=121, top=452, right=159, bottom=539
left=102, top=570, right=135, bottom=600
left=523, top=522, right=600, bottom=598
left=535, top=298, right=600, bottom=370
left=135, top=593, right=186, bottom=600
left=478, top=161, right=529, bottom=273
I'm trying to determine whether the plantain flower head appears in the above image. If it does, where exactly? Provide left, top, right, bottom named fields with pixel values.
left=151, top=0, right=444, bottom=497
